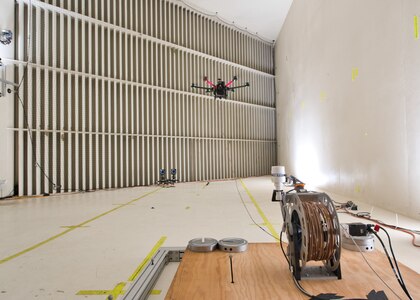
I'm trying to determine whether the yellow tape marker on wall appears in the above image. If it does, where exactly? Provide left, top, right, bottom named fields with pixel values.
left=150, top=290, right=162, bottom=295
left=352, top=68, right=359, bottom=81
left=239, top=179, right=279, bottom=239
left=0, top=188, right=161, bottom=265
left=415, top=16, right=419, bottom=39
left=320, top=91, right=327, bottom=102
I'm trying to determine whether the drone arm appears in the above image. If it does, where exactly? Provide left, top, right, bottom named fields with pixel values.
left=228, top=82, right=250, bottom=91
left=191, top=84, right=212, bottom=92
left=203, top=78, right=216, bottom=88
left=225, top=75, right=238, bottom=87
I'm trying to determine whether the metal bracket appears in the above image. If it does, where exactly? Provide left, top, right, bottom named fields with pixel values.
left=299, top=265, right=340, bottom=281
left=0, top=179, right=6, bottom=198
left=122, top=247, right=185, bottom=300
left=0, top=60, right=5, bottom=97
left=0, top=59, right=18, bottom=97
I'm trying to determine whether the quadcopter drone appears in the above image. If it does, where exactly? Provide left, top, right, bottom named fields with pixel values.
left=191, top=76, right=250, bottom=99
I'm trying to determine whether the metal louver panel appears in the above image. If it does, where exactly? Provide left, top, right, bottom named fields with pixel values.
left=13, top=0, right=276, bottom=195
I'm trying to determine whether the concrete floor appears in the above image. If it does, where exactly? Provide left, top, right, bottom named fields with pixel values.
left=0, top=176, right=419, bottom=300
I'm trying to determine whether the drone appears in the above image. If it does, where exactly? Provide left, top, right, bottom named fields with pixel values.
left=191, top=76, right=250, bottom=99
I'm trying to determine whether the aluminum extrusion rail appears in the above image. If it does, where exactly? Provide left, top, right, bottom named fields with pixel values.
left=122, top=247, right=185, bottom=300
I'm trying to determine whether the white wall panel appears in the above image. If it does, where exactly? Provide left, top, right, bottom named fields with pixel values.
left=275, top=0, right=420, bottom=220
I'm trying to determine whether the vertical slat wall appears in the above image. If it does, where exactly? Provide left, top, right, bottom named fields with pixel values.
left=15, top=0, right=276, bottom=195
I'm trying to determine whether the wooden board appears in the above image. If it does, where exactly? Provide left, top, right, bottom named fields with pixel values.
left=166, top=243, right=420, bottom=300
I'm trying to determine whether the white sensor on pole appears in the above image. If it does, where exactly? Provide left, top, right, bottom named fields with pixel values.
left=271, top=166, right=286, bottom=190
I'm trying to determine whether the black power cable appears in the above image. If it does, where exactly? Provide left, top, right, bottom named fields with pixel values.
left=234, top=179, right=280, bottom=242
left=378, top=227, right=408, bottom=291
left=341, top=225, right=402, bottom=300
left=16, top=93, right=57, bottom=191
left=279, top=230, right=288, bottom=263
left=0, top=189, right=15, bottom=200
left=280, top=230, right=314, bottom=297
left=369, top=226, right=413, bottom=300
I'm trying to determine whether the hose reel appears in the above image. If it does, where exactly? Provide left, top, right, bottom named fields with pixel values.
left=284, top=192, right=342, bottom=280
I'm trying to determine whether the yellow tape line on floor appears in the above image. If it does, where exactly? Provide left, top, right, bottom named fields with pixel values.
left=239, top=179, right=279, bottom=239
left=76, top=282, right=126, bottom=297
left=128, top=236, right=167, bottom=281
left=76, top=236, right=166, bottom=298
left=110, top=282, right=126, bottom=299
left=0, top=188, right=161, bottom=265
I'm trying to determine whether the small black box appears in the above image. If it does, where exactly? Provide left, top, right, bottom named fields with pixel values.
left=348, top=223, right=367, bottom=236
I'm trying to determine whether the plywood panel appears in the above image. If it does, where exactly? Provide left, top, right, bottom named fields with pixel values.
left=166, top=243, right=420, bottom=300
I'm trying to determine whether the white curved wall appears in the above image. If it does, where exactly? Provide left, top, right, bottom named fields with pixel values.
left=275, top=0, right=420, bottom=220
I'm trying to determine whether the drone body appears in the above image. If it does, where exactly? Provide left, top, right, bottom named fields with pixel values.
left=191, top=76, right=250, bottom=99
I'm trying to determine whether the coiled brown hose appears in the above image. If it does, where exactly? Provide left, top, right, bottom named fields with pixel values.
left=301, top=201, right=337, bottom=261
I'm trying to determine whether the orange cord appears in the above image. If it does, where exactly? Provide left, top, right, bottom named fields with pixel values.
left=343, top=209, right=420, bottom=247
